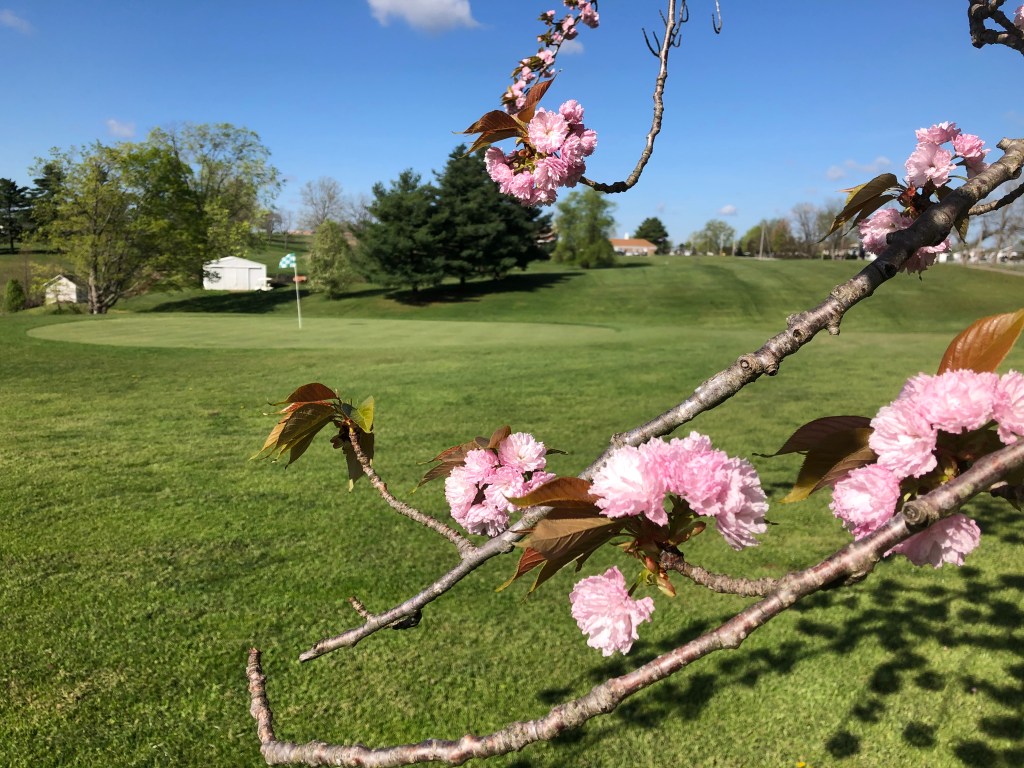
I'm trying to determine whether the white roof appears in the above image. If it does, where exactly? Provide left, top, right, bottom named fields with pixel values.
left=203, top=256, right=266, bottom=269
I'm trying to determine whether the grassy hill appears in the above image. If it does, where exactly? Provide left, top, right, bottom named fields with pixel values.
left=1, top=257, right=1022, bottom=768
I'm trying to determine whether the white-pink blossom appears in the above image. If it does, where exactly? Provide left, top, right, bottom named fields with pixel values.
left=528, top=109, right=569, bottom=154
left=892, top=514, right=981, bottom=567
left=830, top=464, right=902, bottom=538
left=578, top=1, right=599, bottom=28
left=1015, top=4, right=1024, bottom=31
left=462, top=448, right=499, bottom=485
left=458, top=502, right=511, bottom=538
left=569, top=567, right=655, bottom=656
left=858, top=208, right=913, bottom=256
left=532, top=155, right=570, bottom=192
left=497, top=431, right=548, bottom=473
left=914, top=121, right=961, bottom=146
left=590, top=443, right=668, bottom=526
left=869, top=398, right=938, bottom=478
left=912, top=370, right=998, bottom=433
left=905, top=142, right=956, bottom=188
left=994, top=370, right=1024, bottom=444
left=558, top=99, right=585, bottom=125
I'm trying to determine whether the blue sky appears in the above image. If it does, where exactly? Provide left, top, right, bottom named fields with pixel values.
left=2, top=1, right=1021, bottom=245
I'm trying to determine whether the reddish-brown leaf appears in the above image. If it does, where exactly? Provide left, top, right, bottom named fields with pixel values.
left=767, top=415, right=873, bottom=456
left=515, top=78, right=554, bottom=124
left=496, top=547, right=547, bottom=592
left=937, top=308, right=1024, bottom=375
left=525, top=510, right=621, bottom=560
left=461, top=110, right=521, bottom=136
left=487, top=425, right=513, bottom=450
left=508, top=476, right=599, bottom=509
left=278, top=382, right=337, bottom=405
left=781, top=428, right=876, bottom=503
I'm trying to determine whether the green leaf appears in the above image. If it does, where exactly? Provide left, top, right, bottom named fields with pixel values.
left=937, top=308, right=1024, bottom=375
left=341, top=395, right=375, bottom=433
left=781, top=428, right=876, bottom=503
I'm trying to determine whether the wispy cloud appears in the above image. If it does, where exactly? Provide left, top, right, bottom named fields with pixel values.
left=559, top=38, right=585, bottom=55
left=718, top=204, right=737, bottom=216
left=826, top=156, right=892, bottom=182
left=367, top=0, right=478, bottom=33
left=106, top=118, right=136, bottom=139
left=0, top=9, right=32, bottom=34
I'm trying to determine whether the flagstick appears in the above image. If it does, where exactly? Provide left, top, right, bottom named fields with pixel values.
left=293, top=261, right=302, bottom=330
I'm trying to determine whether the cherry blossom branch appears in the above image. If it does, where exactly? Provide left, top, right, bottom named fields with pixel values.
left=660, top=549, right=778, bottom=596
left=297, top=139, right=1024, bottom=659
left=348, top=429, right=475, bottom=557
left=583, top=0, right=683, bottom=194
left=250, top=439, right=1024, bottom=767
left=969, top=180, right=1024, bottom=215
left=968, top=0, right=1024, bottom=54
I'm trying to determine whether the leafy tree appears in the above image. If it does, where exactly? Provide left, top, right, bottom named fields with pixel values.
left=633, top=216, right=671, bottom=254
left=740, top=218, right=797, bottom=257
left=552, top=188, right=616, bottom=267
left=27, top=160, right=66, bottom=232
left=2, top=278, right=26, bottom=313
left=308, top=220, right=357, bottom=298
left=433, top=146, right=549, bottom=283
left=0, top=178, right=31, bottom=252
left=33, top=142, right=196, bottom=314
left=147, top=123, right=280, bottom=277
left=689, top=218, right=735, bottom=255
left=356, top=170, right=443, bottom=292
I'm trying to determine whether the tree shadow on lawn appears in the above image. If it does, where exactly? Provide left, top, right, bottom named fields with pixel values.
left=143, top=288, right=316, bottom=314
left=528, top=496, right=1023, bottom=766
left=387, top=271, right=579, bottom=306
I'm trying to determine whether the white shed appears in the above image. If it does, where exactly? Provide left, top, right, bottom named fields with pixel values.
left=203, top=256, right=270, bottom=291
left=43, top=274, right=89, bottom=305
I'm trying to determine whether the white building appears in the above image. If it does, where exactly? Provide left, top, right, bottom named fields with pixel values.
left=202, top=256, right=270, bottom=291
left=43, top=274, right=89, bottom=305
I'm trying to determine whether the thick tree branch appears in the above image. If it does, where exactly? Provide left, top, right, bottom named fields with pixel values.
left=968, top=0, right=1024, bottom=54
left=298, top=139, right=1024, bottom=658
left=583, top=0, right=683, bottom=194
left=250, top=439, right=1024, bottom=767
left=969, top=180, right=1024, bottom=215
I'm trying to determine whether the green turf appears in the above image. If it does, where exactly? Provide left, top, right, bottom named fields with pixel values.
left=1, top=258, right=1022, bottom=768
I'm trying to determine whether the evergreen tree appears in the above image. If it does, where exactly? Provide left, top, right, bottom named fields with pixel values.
left=28, top=161, right=66, bottom=232
left=433, top=146, right=548, bottom=283
left=357, top=170, right=443, bottom=292
left=0, top=178, right=31, bottom=252
left=2, top=278, right=26, bottom=313
left=308, top=220, right=357, bottom=298
left=633, top=216, right=671, bottom=254
left=552, top=188, right=616, bottom=268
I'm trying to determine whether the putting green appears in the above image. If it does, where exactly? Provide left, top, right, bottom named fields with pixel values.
left=26, top=314, right=619, bottom=349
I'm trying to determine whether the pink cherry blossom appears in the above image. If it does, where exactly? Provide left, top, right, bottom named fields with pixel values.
left=445, top=465, right=480, bottom=519
left=869, top=398, right=938, bottom=478
left=901, top=239, right=949, bottom=275
left=458, top=502, right=511, bottom=538
left=892, top=514, right=981, bottom=567
left=913, top=370, right=998, bottom=433
left=569, top=567, right=655, bottom=656
left=578, top=1, right=599, bottom=28
left=858, top=208, right=913, bottom=255
left=1015, top=4, right=1024, bottom=30
left=590, top=443, right=668, bottom=526
left=462, top=448, right=499, bottom=485
left=830, top=464, right=902, bottom=538
left=497, top=431, right=548, bottom=474
left=483, top=465, right=528, bottom=514
left=994, top=370, right=1024, bottom=444
left=905, top=142, right=956, bottom=188
left=952, top=133, right=988, bottom=163
left=528, top=109, right=570, bottom=154
left=914, top=121, right=961, bottom=145
left=558, top=99, right=585, bottom=124
left=532, top=155, right=570, bottom=192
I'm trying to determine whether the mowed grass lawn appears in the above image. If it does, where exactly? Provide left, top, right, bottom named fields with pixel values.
left=1, top=257, right=1023, bottom=768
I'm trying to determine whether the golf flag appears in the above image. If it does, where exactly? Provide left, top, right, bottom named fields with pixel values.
left=279, top=253, right=296, bottom=269
left=279, top=252, right=302, bottom=330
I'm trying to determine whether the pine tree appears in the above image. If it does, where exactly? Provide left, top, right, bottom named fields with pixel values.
left=633, top=216, right=671, bottom=254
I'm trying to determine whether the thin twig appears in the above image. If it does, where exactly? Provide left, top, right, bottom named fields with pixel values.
left=348, top=429, right=476, bottom=557
left=660, top=550, right=778, bottom=596
left=249, top=439, right=1024, bottom=767
left=583, top=0, right=684, bottom=194
left=968, top=180, right=1024, bottom=215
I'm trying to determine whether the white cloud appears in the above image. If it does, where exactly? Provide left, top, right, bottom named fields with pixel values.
left=367, top=0, right=478, bottom=33
left=718, top=204, right=737, bottom=216
left=0, top=9, right=32, bottom=34
left=826, top=156, right=892, bottom=182
left=559, top=38, right=585, bottom=55
left=106, top=118, right=136, bottom=139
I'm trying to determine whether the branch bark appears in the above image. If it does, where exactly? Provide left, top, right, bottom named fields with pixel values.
left=249, top=439, right=1024, bottom=766
left=968, top=0, right=1024, bottom=54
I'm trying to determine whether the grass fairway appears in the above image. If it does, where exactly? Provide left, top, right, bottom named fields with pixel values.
left=2, top=258, right=1023, bottom=768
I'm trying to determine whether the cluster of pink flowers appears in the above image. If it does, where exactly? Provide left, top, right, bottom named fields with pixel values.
left=502, top=1, right=600, bottom=112
left=858, top=122, right=991, bottom=273
left=485, top=99, right=597, bottom=206
left=830, top=369, right=1024, bottom=567
left=589, top=432, right=769, bottom=550
left=444, top=432, right=555, bottom=537
left=1016, top=5, right=1024, bottom=31
left=569, top=566, right=655, bottom=656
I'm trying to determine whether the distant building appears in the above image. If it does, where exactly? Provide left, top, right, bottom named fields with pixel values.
left=43, top=274, right=88, bottom=305
left=203, top=256, right=270, bottom=291
left=609, top=238, right=657, bottom=256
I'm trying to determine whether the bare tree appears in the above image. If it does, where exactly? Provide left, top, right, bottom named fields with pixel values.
left=965, top=182, right=1024, bottom=261
left=299, top=176, right=350, bottom=231
left=791, top=202, right=823, bottom=258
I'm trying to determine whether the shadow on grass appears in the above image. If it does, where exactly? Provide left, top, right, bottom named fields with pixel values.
left=527, top=495, right=1023, bottom=766
left=388, top=271, right=579, bottom=306
left=143, top=288, right=314, bottom=313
